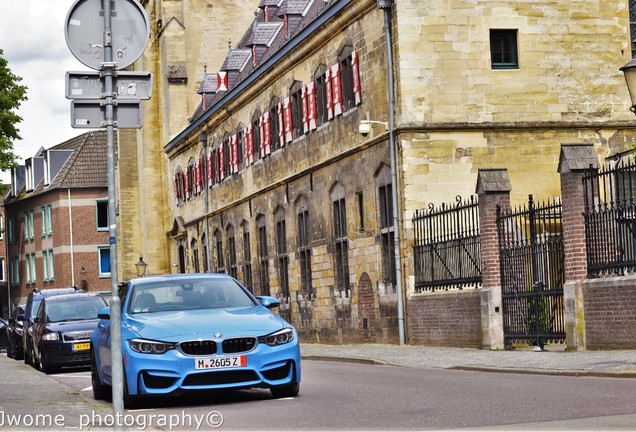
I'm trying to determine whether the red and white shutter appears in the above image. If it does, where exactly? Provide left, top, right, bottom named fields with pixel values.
left=217, top=71, right=228, bottom=91
left=302, top=85, right=309, bottom=134
left=277, top=103, right=284, bottom=147
left=352, top=50, right=361, bottom=105
left=232, top=134, right=240, bottom=173
left=325, top=68, right=333, bottom=120
left=184, top=170, right=190, bottom=200
left=331, top=63, right=342, bottom=116
left=174, top=176, right=179, bottom=203
left=219, top=145, right=225, bottom=180
left=199, top=155, right=205, bottom=190
left=195, top=161, right=200, bottom=193
left=283, top=97, right=293, bottom=143
left=245, top=125, right=253, bottom=165
left=307, top=81, right=317, bottom=131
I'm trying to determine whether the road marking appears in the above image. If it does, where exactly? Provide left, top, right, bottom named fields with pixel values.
left=82, top=386, right=92, bottom=391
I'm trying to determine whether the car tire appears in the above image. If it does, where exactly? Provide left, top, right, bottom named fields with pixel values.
left=38, top=350, right=57, bottom=374
left=270, top=381, right=300, bottom=398
left=6, top=339, right=14, bottom=359
left=91, top=350, right=111, bottom=400
left=123, top=375, right=140, bottom=409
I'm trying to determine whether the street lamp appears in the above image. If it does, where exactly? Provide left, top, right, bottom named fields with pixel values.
left=620, top=58, right=636, bottom=114
left=135, top=256, right=147, bottom=277
left=80, top=266, right=88, bottom=290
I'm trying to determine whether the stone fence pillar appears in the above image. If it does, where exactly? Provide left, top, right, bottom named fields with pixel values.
left=476, top=168, right=511, bottom=350
left=558, top=143, right=598, bottom=350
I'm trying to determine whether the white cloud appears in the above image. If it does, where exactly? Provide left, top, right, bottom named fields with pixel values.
left=0, top=0, right=86, bottom=183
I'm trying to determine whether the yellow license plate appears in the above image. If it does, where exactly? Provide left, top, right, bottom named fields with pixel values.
left=73, top=342, right=90, bottom=351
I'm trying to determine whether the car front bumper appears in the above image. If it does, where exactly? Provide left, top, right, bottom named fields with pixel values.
left=123, top=340, right=301, bottom=396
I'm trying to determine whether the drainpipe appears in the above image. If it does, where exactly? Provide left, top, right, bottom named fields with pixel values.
left=68, top=189, right=75, bottom=287
left=378, top=0, right=405, bottom=345
left=200, top=131, right=211, bottom=273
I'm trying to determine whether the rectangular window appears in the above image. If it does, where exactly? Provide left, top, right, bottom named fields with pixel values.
left=291, top=87, right=303, bottom=139
left=243, top=229, right=253, bottom=292
left=97, top=199, right=108, bottom=230
left=0, top=258, right=4, bottom=282
left=25, top=254, right=31, bottom=283
left=48, top=249, right=54, bottom=281
left=297, top=210, right=313, bottom=300
left=270, top=105, right=281, bottom=152
left=30, top=252, right=36, bottom=284
left=41, top=207, right=46, bottom=237
left=333, top=198, right=350, bottom=295
left=8, top=218, right=13, bottom=244
left=47, top=204, right=52, bottom=235
left=340, top=54, right=355, bottom=111
left=98, top=246, right=111, bottom=276
left=215, top=233, right=225, bottom=273
left=357, top=192, right=365, bottom=231
left=276, top=219, right=290, bottom=299
left=258, top=224, right=270, bottom=296
left=490, top=29, right=518, bottom=69
left=42, top=250, right=48, bottom=281
left=228, top=235, right=237, bottom=279
left=29, top=210, right=34, bottom=239
left=378, top=183, right=397, bottom=286
left=24, top=213, right=28, bottom=240
left=0, top=215, right=3, bottom=240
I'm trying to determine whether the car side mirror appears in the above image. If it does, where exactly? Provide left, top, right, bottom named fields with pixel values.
left=97, top=306, right=111, bottom=320
left=257, top=296, right=281, bottom=309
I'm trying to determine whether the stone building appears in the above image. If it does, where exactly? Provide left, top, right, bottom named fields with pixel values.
left=4, top=131, right=112, bottom=308
left=121, top=0, right=636, bottom=344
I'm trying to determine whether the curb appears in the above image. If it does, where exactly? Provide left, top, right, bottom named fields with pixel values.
left=302, top=354, right=636, bottom=379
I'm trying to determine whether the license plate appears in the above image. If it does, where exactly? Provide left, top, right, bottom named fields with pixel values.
left=73, top=342, right=90, bottom=351
left=195, top=355, right=247, bottom=370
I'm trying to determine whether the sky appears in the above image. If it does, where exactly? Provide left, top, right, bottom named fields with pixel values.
left=0, top=0, right=86, bottom=183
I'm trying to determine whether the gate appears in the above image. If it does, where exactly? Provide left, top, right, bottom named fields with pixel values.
left=497, top=195, right=565, bottom=348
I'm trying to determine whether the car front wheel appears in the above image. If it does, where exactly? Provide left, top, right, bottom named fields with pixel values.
left=91, top=350, right=111, bottom=400
left=270, top=381, right=300, bottom=398
left=38, top=350, right=57, bottom=374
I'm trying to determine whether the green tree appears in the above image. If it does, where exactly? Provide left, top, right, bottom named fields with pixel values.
left=0, top=48, right=28, bottom=172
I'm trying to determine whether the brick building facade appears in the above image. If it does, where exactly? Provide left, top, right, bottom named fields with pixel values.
left=4, top=131, right=111, bottom=308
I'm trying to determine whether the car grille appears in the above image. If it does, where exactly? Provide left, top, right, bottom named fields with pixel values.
left=221, top=337, right=256, bottom=354
left=183, top=370, right=259, bottom=386
left=63, top=331, right=93, bottom=342
left=179, top=340, right=217, bottom=356
left=262, top=361, right=291, bottom=381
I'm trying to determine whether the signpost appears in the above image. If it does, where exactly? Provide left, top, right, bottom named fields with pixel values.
left=64, top=0, right=151, bottom=424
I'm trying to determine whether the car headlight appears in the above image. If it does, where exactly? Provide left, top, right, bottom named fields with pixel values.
left=42, top=332, right=60, bottom=341
left=129, top=339, right=175, bottom=354
left=259, top=328, right=294, bottom=346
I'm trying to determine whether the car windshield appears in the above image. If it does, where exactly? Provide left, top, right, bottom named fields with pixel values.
left=128, top=279, right=257, bottom=314
left=46, top=297, right=107, bottom=323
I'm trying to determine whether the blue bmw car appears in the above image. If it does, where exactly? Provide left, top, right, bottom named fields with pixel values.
left=90, top=274, right=300, bottom=406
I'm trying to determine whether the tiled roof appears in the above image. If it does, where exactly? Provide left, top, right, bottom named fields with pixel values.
left=258, top=0, right=280, bottom=7
left=278, top=0, right=313, bottom=15
left=197, top=72, right=218, bottom=94
left=246, top=22, right=283, bottom=46
left=220, top=49, right=252, bottom=71
left=49, top=130, right=110, bottom=189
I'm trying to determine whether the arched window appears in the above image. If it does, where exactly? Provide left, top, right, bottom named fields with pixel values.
left=376, top=164, right=396, bottom=287
left=331, top=182, right=350, bottom=296
left=296, top=195, right=313, bottom=300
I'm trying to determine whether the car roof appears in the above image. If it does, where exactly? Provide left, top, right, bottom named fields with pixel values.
left=129, top=273, right=235, bottom=284
left=31, top=287, right=83, bottom=299
left=43, top=293, right=105, bottom=303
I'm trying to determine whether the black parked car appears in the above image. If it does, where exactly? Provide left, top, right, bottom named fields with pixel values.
left=0, top=318, right=8, bottom=351
left=21, top=287, right=84, bottom=367
left=32, top=293, right=107, bottom=374
left=7, top=304, right=25, bottom=359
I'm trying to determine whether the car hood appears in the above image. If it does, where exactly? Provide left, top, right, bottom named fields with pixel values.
left=123, top=307, right=288, bottom=341
left=46, top=319, right=100, bottom=333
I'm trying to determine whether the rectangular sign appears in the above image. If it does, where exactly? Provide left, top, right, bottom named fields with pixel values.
left=66, top=71, right=152, bottom=100
left=71, top=100, right=142, bottom=129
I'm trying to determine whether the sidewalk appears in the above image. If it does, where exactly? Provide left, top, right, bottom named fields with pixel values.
left=301, top=343, right=636, bottom=378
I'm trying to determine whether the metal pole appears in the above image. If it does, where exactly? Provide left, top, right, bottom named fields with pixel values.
left=200, top=131, right=211, bottom=273
left=103, top=0, right=124, bottom=423
left=379, top=0, right=405, bottom=344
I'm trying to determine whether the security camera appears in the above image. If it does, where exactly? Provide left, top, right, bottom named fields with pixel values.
left=358, top=121, right=371, bottom=137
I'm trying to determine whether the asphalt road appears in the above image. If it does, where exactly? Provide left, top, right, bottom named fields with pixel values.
left=46, top=359, right=636, bottom=431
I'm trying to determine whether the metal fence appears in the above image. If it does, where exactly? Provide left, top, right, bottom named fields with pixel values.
left=412, top=195, right=481, bottom=292
left=583, top=157, right=636, bottom=276
left=497, top=195, right=565, bottom=347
